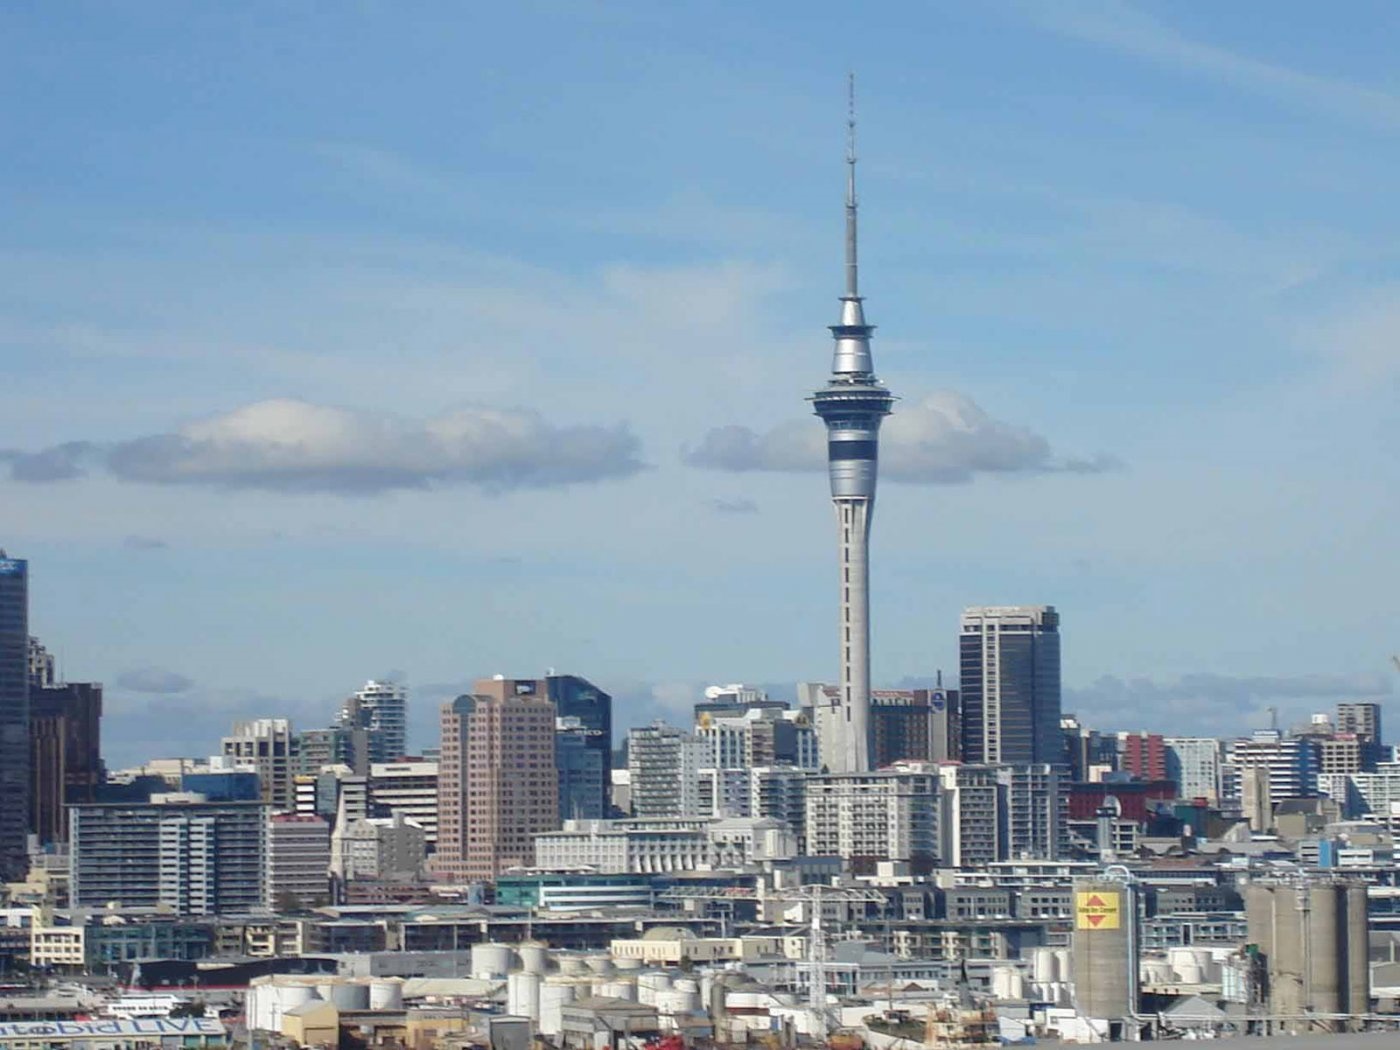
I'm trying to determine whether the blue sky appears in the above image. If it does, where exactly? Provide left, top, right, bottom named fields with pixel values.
left=4, top=2, right=1399, bottom=765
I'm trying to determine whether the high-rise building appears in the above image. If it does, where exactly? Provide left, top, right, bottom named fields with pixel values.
left=0, top=553, right=30, bottom=880
left=1337, top=702, right=1382, bottom=745
left=29, top=679, right=103, bottom=845
left=368, top=759, right=439, bottom=847
left=222, top=718, right=298, bottom=811
left=809, top=95, right=895, bottom=775
left=959, top=606, right=1062, bottom=766
left=557, top=718, right=608, bottom=822
left=545, top=675, right=612, bottom=819
left=1000, top=763, right=1068, bottom=861
left=336, top=680, right=407, bottom=765
left=1164, top=737, right=1221, bottom=802
left=266, top=813, right=331, bottom=910
left=937, top=764, right=1007, bottom=868
left=1229, top=730, right=1319, bottom=804
left=435, top=679, right=558, bottom=881
left=296, top=726, right=359, bottom=776
left=69, top=793, right=267, bottom=914
left=27, top=635, right=54, bottom=689
left=627, top=722, right=707, bottom=818
left=804, top=763, right=939, bottom=873
left=1117, top=732, right=1167, bottom=781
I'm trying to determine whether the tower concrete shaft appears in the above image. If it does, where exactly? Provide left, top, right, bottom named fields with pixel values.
left=810, top=80, right=893, bottom=774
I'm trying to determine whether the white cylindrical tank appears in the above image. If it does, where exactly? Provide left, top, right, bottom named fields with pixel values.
left=557, top=955, right=586, bottom=976
left=655, top=988, right=701, bottom=1015
left=519, top=942, right=550, bottom=975
left=598, top=979, right=636, bottom=1001
left=508, top=972, right=542, bottom=1020
left=1140, top=959, right=1174, bottom=984
left=369, top=980, right=403, bottom=1011
left=472, top=943, right=515, bottom=979
left=1169, top=949, right=1204, bottom=985
left=614, top=956, right=644, bottom=971
left=637, top=972, right=672, bottom=1005
left=1055, top=947, right=1072, bottom=981
left=674, top=979, right=699, bottom=994
left=540, top=979, right=577, bottom=1036
left=586, top=955, right=614, bottom=975
left=320, top=982, right=369, bottom=1011
left=989, top=965, right=1021, bottom=1000
left=727, top=990, right=764, bottom=1010
left=1190, top=948, right=1218, bottom=983
left=1030, top=947, right=1057, bottom=984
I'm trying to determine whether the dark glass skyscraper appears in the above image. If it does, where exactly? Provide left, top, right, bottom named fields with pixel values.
left=546, top=674, right=612, bottom=819
left=0, top=553, right=30, bottom=879
left=959, top=606, right=1061, bottom=766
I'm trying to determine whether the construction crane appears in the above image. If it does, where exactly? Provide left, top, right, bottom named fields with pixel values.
left=659, top=883, right=887, bottom=1039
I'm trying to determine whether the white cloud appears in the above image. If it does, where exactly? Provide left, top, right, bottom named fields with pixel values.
left=685, top=391, right=1116, bottom=483
left=4, top=398, right=645, bottom=494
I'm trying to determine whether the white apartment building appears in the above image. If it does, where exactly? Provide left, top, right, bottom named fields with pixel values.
left=627, top=723, right=707, bottom=818
left=1228, top=730, right=1319, bottom=803
left=804, top=764, right=939, bottom=868
left=266, top=813, right=330, bottom=908
left=336, top=680, right=408, bottom=764
left=1165, top=737, right=1222, bottom=802
left=368, top=759, right=439, bottom=846
left=938, top=763, right=1004, bottom=867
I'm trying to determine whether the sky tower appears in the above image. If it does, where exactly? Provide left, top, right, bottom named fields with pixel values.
left=810, top=80, right=895, bottom=774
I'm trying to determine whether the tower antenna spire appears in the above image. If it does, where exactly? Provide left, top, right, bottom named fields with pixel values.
left=845, top=72, right=859, bottom=299
left=810, top=74, right=893, bottom=775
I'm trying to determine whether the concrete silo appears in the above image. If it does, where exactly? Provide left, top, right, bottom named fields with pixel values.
left=1244, top=878, right=1369, bottom=1032
left=1070, top=876, right=1139, bottom=1035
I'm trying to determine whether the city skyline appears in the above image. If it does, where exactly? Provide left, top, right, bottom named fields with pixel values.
left=5, top=4, right=1400, bottom=764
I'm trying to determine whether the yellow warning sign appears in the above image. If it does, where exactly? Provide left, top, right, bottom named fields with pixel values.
left=1075, top=891, right=1121, bottom=931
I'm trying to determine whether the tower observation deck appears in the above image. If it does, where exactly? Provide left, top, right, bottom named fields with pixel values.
left=809, top=80, right=894, bottom=774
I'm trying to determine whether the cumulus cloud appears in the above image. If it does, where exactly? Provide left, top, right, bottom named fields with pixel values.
left=1065, top=671, right=1392, bottom=737
left=2, top=399, right=645, bottom=494
left=685, top=391, right=1116, bottom=483
left=115, top=667, right=195, bottom=694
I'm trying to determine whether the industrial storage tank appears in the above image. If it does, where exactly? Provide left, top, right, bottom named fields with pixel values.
left=248, top=980, right=318, bottom=1032
left=1167, top=946, right=1206, bottom=985
left=472, top=942, right=515, bottom=979
left=507, top=971, right=542, bottom=1020
left=1069, top=876, right=1138, bottom=1027
left=518, top=941, right=550, bottom=975
left=614, top=956, right=644, bottom=971
left=637, top=972, right=672, bottom=1005
left=557, top=954, right=587, bottom=976
left=369, top=979, right=404, bottom=1011
left=1030, top=946, right=1058, bottom=984
left=585, top=954, right=614, bottom=975
left=597, top=978, right=636, bottom=1001
left=539, top=978, right=578, bottom=1036
left=1140, top=958, right=1174, bottom=985
left=319, top=981, right=370, bottom=1011
left=989, top=964, right=1025, bottom=1000
left=655, top=987, right=701, bottom=1016
left=1245, top=878, right=1370, bottom=1032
